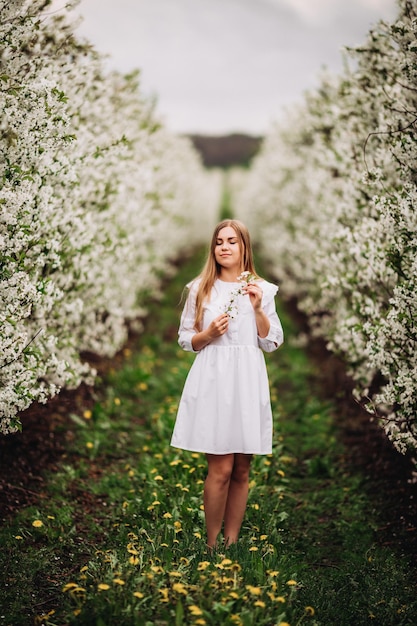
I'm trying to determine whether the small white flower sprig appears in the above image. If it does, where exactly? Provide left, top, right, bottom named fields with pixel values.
left=221, top=271, right=258, bottom=319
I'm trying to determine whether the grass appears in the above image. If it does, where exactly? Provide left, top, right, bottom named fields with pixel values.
left=1, top=248, right=416, bottom=626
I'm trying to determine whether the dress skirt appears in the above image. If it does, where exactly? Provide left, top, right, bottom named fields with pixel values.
left=171, top=346, right=273, bottom=455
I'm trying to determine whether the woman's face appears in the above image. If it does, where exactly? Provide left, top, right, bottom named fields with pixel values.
left=214, top=226, right=242, bottom=273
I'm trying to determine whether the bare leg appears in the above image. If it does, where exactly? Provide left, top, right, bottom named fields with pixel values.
left=204, top=454, right=234, bottom=548
left=223, top=454, right=252, bottom=546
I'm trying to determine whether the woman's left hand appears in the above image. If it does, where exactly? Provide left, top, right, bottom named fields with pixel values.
left=244, top=282, right=263, bottom=311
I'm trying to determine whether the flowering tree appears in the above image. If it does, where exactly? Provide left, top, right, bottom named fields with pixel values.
left=235, top=0, right=417, bottom=455
left=0, top=0, right=220, bottom=433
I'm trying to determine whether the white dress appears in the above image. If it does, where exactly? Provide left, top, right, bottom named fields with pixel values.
left=170, top=278, right=284, bottom=455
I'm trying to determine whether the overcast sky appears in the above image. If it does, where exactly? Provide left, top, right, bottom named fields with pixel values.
left=67, top=0, right=398, bottom=135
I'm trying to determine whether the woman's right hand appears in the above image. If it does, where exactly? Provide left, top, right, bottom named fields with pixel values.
left=191, top=313, right=229, bottom=351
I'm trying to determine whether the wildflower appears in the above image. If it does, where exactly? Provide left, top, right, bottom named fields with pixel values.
left=32, top=520, right=43, bottom=528
left=15, top=535, right=23, bottom=540
left=98, top=583, right=110, bottom=591
left=172, top=582, right=188, bottom=595
left=194, top=531, right=202, bottom=539
left=174, top=521, right=182, bottom=532
left=138, top=382, right=148, bottom=391
left=113, top=578, right=125, bottom=585
left=249, top=546, right=258, bottom=552
left=189, top=605, right=204, bottom=616
left=133, top=591, right=144, bottom=599
left=305, top=606, right=315, bottom=616
left=246, top=585, right=262, bottom=596
left=254, top=600, right=266, bottom=608
left=114, top=398, right=121, bottom=406
left=198, top=561, right=210, bottom=571
left=163, top=512, right=172, bottom=519
left=129, top=556, right=139, bottom=565
left=286, top=579, right=297, bottom=586
left=159, top=587, right=169, bottom=602
left=86, top=442, right=94, bottom=449
left=83, top=410, right=92, bottom=419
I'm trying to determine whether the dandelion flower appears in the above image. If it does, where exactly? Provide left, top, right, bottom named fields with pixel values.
left=305, top=606, right=315, bottom=616
left=98, top=583, right=110, bottom=591
left=113, top=578, right=125, bottom=585
left=188, top=605, right=203, bottom=616
left=198, top=561, right=210, bottom=571
left=172, top=582, right=188, bottom=595
left=163, top=512, right=172, bottom=519
left=286, top=579, right=297, bottom=586
left=83, top=410, right=92, bottom=419
left=254, top=600, right=266, bottom=608
left=32, top=520, right=43, bottom=528
left=246, top=585, right=262, bottom=596
left=86, top=442, right=94, bottom=449
left=133, top=591, right=144, bottom=599
left=249, top=546, right=258, bottom=552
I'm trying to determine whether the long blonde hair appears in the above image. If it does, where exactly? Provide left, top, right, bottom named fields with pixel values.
left=192, top=219, right=258, bottom=331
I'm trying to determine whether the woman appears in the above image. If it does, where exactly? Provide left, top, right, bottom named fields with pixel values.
left=171, top=219, right=284, bottom=548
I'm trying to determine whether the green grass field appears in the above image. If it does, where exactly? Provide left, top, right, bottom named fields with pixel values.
left=1, top=249, right=416, bottom=626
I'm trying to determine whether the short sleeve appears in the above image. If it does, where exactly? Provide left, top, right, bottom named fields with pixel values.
left=178, top=280, right=200, bottom=353
left=257, top=280, right=284, bottom=352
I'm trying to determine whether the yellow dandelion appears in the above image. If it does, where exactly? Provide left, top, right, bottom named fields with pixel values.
left=174, top=521, right=182, bottom=531
left=154, top=475, right=163, bottom=481
left=80, top=566, right=88, bottom=573
left=220, top=558, right=233, bottom=567
left=163, top=512, right=172, bottom=519
left=129, top=556, right=139, bottom=565
left=188, top=605, right=203, bottom=616
left=138, top=382, right=148, bottom=391
left=279, top=623, right=291, bottom=626
left=277, top=469, right=285, bottom=477
left=194, top=531, right=202, bottom=539
left=113, top=578, right=125, bottom=585
left=305, top=606, right=315, bottom=616
left=133, top=591, right=144, bottom=599
left=159, top=587, right=169, bottom=602
left=268, top=570, right=279, bottom=577
left=32, top=519, right=43, bottom=528
left=249, top=546, right=258, bottom=552
left=114, top=398, right=121, bottom=406
left=230, top=562, right=242, bottom=572
left=286, top=579, right=297, bottom=586
left=254, top=600, right=266, bottom=608
left=15, top=535, right=23, bottom=540
left=197, top=561, right=210, bottom=571
left=170, top=459, right=181, bottom=466
left=97, top=583, right=110, bottom=591
left=194, top=620, right=206, bottom=625
left=83, top=410, right=92, bottom=419
left=62, top=582, right=79, bottom=592
left=260, top=534, right=268, bottom=541
left=246, top=585, right=262, bottom=596
left=229, top=591, right=239, bottom=599
left=251, top=503, right=260, bottom=510
left=276, top=596, right=286, bottom=603
left=172, top=582, right=188, bottom=595
left=86, top=441, right=94, bottom=449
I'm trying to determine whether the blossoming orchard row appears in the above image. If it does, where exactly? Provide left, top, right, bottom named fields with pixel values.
left=234, top=0, right=417, bottom=455
left=0, top=0, right=220, bottom=434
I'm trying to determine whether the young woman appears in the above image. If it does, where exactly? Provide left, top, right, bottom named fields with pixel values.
left=170, top=219, right=284, bottom=548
